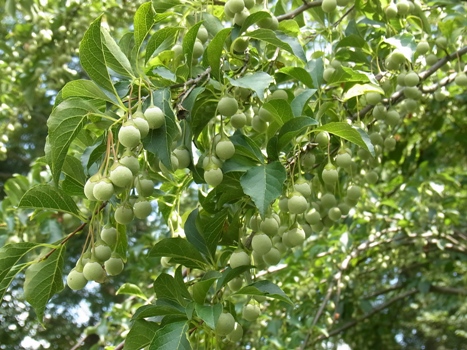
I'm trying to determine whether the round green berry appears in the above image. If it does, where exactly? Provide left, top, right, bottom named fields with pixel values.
left=215, top=139, right=236, bottom=160
left=118, top=122, right=141, bottom=148
left=242, top=304, right=261, bottom=321
left=215, top=312, right=236, bottom=336
left=105, top=257, right=124, bottom=276
left=204, top=167, right=223, bottom=187
left=229, top=250, right=250, bottom=269
left=133, top=199, right=152, bottom=219
left=67, top=269, right=88, bottom=290
left=83, top=261, right=106, bottom=282
left=288, top=193, right=308, bottom=214
left=217, top=97, right=238, bottom=117
left=114, top=205, right=134, bottom=225
left=252, top=233, right=272, bottom=255
left=144, top=106, right=165, bottom=129
left=92, top=179, right=114, bottom=201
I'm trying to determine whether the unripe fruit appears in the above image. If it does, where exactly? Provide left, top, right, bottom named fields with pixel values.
left=372, top=104, right=387, bottom=120
left=397, top=0, right=410, bottom=15
left=385, top=3, right=398, bottom=19
left=105, top=257, right=124, bottom=276
left=322, top=165, right=338, bottom=184
left=93, top=179, right=114, bottom=201
left=404, top=71, right=420, bottom=87
left=120, top=152, right=139, bottom=175
left=321, top=0, right=337, bottom=13
left=435, top=36, right=448, bottom=49
left=347, top=185, right=361, bottom=200
left=301, top=152, right=316, bottom=169
left=217, top=97, right=238, bottom=117
left=320, top=193, right=337, bottom=208
left=416, top=41, right=430, bottom=55
left=404, top=86, right=421, bottom=99
left=133, top=199, right=152, bottom=219
left=257, top=15, right=278, bottom=30
left=386, top=109, right=400, bottom=126
left=365, top=170, right=379, bottom=184
left=196, top=27, right=208, bottom=43
left=204, top=167, right=223, bottom=187
left=228, top=277, right=243, bottom=291
left=282, top=227, right=306, bottom=247
left=118, top=122, right=141, bottom=148
left=135, top=176, right=154, bottom=197
left=305, top=209, right=321, bottom=225
left=323, top=67, right=335, bottom=82
left=83, top=261, right=106, bottom=282
left=84, top=178, right=98, bottom=201
left=260, top=217, right=279, bottom=236
left=365, top=92, right=382, bottom=105
left=426, top=54, right=438, bottom=66
left=109, top=164, right=133, bottom=188
left=226, top=0, right=245, bottom=14
left=67, top=269, right=88, bottom=290
left=192, top=40, right=204, bottom=59
left=94, top=243, right=112, bottom=262
left=338, top=202, right=351, bottom=215
left=242, top=304, right=261, bottom=321
left=258, top=107, right=273, bottom=122
left=229, top=249, right=251, bottom=269
left=270, top=89, right=288, bottom=100
left=133, top=115, right=149, bottom=138
left=173, top=147, right=191, bottom=169
left=144, top=106, right=165, bottom=129
left=226, top=323, right=243, bottom=342
left=288, top=193, right=308, bottom=214
left=370, top=132, right=384, bottom=146
left=216, top=139, right=236, bottom=160
left=234, top=9, right=250, bottom=26
left=101, top=226, right=117, bottom=247
left=336, top=153, right=352, bottom=168
left=230, top=112, right=247, bottom=129
left=243, top=0, right=254, bottom=8
left=384, top=137, right=396, bottom=151
left=328, top=207, right=342, bottom=222
left=202, top=155, right=222, bottom=169
left=252, top=233, right=272, bottom=255
left=404, top=98, right=418, bottom=112
left=263, top=247, right=281, bottom=265
left=455, top=72, right=467, bottom=86
left=114, top=205, right=134, bottom=225
left=316, top=131, right=330, bottom=148
left=294, top=181, right=311, bottom=197
left=232, top=37, right=249, bottom=53
left=251, top=115, right=268, bottom=133
left=215, top=312, right=236, bottom=336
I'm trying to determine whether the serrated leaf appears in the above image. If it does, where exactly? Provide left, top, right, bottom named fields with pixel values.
left=154, top=273, right=188, bottom=306
left=240, top=162, right=286, bottom=217
left=291, top=89, right=317, bottom=117
left=24, top=246, right=66, bottom=323
left=184, top=209, right=210, bottom=259
left=145, top=27, right=181, bottom=63
left=278, top=67, right=314, bottom=88
left=116, top=283, right=148, bottom=300
left=62, top=155, right=86, bottom=185
left=235, top=280, right=293, bottom=305
left=152, top=0, right=180, bottom=12
left=262, top=99, right=295, bottom=125
left=18, top=185, right=82, bottom=218
left=149, top=321, right=191, bottom=350
left=246, top=28, right=296, bottom=58
left=192, top=271, right=222, bottom=304
left=79, top=15, right=119, bottom=97
left=203, top=28, right=232, bottom=81
left=61, top=80, right=119, bottom=105
left=314, top=122, right=375, bottom=156
left=229, top=132, right=264, bottom=162
left=0, top=243, right=39, bottom=301
left=228, top=72, right=273, bottom=102
left=124, top=320, right=158, bottom=350
left=134, top=2, right=155, bottom=54
left=148, top=237, right=208, bottom=269
left=194, top=303, right=222, bottom=329
left=277, top=117, right=318, bottom=150
left=47, top=98, right=99, bottom=185
left=101, top=27, right=135, bottom=78
left=343, top=83, right=384, bottom=101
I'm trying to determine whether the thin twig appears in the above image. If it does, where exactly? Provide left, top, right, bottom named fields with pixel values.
left=333, top=5, right=355, bottom=27
left=276, top=1, right=323, bottom=21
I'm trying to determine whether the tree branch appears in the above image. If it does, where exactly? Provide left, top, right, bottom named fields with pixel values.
left=276, top=1, right=322, bottom=21
left=430, top=285, right=467, bottom=295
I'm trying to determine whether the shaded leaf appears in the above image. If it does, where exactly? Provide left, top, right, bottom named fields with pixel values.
left=228, top=72, right=273, bottom=102
left=194, top=303, right=222, bottom=329
left=203, top=28, right=232, bottom=81
left=149, top=321, right=191, bottom=350
left=148, top=237, right=208, bottom=269
left=116, top=283, right=148, bottom=301
left=235, top=280, right=293, bottom=305
left=124, top=320, right=158, bottom=350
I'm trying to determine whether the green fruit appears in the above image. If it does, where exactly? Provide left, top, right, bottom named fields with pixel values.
left=338, top=202, right=351, bottom=215
left=386, top=109, right=400, bottom=126
left=257, top=15, right=278, bottom=30
left=416, top=41, right=430, bottom=55
left=232, top=37, right=249, bottom=53
left=242, top=304, right=261, bottom=321
left=172, top=44, right=183, bottom=59
left=202, top=155, right=222, bottom=169
left=100, top=226, right=117, bottom=247
left=118, top=122, right=141, bottom=148
left=294, top=181, right=311, bottom=197
left=252, top=233, right=272, bottom=255
left=404, top=86, right=421, bottom=99
left=226, top=323, right=243, bottom=342
left=230, top=112, right=247, bottom=129
left=455, top=72, right=467, bottom=86
left=322, top=166, right=338, bottom=184
left=94, top=243, right=112, bottom=262
left=84, top=178, right=97, bottom=201
left=426, top=54, right=438, bottom=66
left=114, top=205, right=134, bottom=225
left=204, top=167, right=223, bottom=187
left=225, top=0, right=245, bottom=14
left=301, top=152, right=316, bottom=169
left=347, top=185, right=361, bottom=200
left=197, top=27, right=208, bottom=43
left=336, top=0, right=349, bottom=5
left=218, top=97, right=238, bottom=117
left=216, top=139, right=235, bottom=160
left=404, top=71, right=420, bottom=87
left=316, top=131, right=330, bottom=148
left=435, top=36, right=448, bottom=49
left=365, top=92, right=382, bottom=105
left=228, top=277, right=243, bottom=291
left=67, top=269, right=88, bottom=290
left=93, top=179, right=114, bottom=201
left=105, top=257, right=124, bottom=276
left=234, top=9, right=249, bottom=26
left=192, top=40, right=204, bottom=59
left=370, top=132, right=384, bottom=146
left=336, top=153, right=352, bottom=168
left=120, top=152, right=139, bottom=175
left=321, top=0, right=337, bottom=13
left=258, top=107, right=273, bottom=122
left=305, top=209, right=321, bottom=225
left=321, top=193, right=337, bottom=208
left=160, top=256, right=172, bottom=268
left=404, top=98, right=418, bottom=112
left=109, top=163, right=133, bottom=188
left=133, top=115, right=149, bottom=138
left=269, top=89, right=288, bottom=100
left=384, top=137, right=397, bottom=151
left=144, top=106, right=165, bottom=129
left=83, top=261, right=106, bottom=282
left=215, top=312, right=236, bottom=336
left=133, top=199, right=152, bottom=219
left=263, top=247, right=281, bottom=265
left=135, top=176, right=154, bottom=197
left=260, top=217, right=279, bottom=236
left=282, top=227, right=305, bottom=247
left=251, top=115, right=268, bottom=133
left=372, top=104, right=387, bottom=120
left=288, top=194, right=308, bottom=214
left=385, top=3, right=398, bottom=19
left=173, top=147, right=191, bottom=169
left=365, top=170, right=379, bottom=184
left=323, top=67, right=335, bottom=82
left=328, top=207, right=342, bottom=222
left=248, top=214, right=260, bottom=231
left=396, top=0, right=410, bottom=15
left=244, top=0, right=254, bottom=8
left=229, top=249, right=251, bottom=268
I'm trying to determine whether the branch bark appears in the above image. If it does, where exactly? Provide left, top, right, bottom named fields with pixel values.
left=276, top=1, right=322, bottom=21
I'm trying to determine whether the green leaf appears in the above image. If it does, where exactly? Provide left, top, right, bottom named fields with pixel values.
left=192, top=271, right=222, bottom=304
left=261, top=99, right=295, bottom=125
left=47, top=98, right=99, bottom=185
left=115, top=223, right=128, bottom=262
left=240, top=161, right=286, bottom=217
left=101, top=27, right=135, bottom=78
left=152, top=0, right=180, bottom=12
left=335, top=34, right=367, bottom=49
left=132, top=303, right=186, bottom=320
left=216, top=266, right=251, bottom=291
left=79, top=15, right=119, bottom=96
left=278, top=67, right=314, bottom=88
left=134, top=2, right=156, bottom=54
left=246, top=28, right=296, bottom=58
left=277, top=117, right=318, bottom=150
left=343, top=83, right=384, bottom=101
left=326, top=66, right=371, bottom=85
left=116, top=283, right=148, bottom=301
left=228, top=72, right=273, bottom=102
left=229, top=132, right=264, bottom=162
left=314, top=122, right=375, bottom=156
left=62, top=155, right=86, bottom=186
left=194, top=303, right=222, bottom=329
left=238, top=11, right=272, bottom=34
left=61, top=80, right=119, bottom=105
left=143, top=89, right=180, bottom=170
left=291, top=89, right=317, bottom=117
left=235, top=280, right=293, bottom=305
left=184, top=209, right=210, bottom=259
left=183, top=22, right=203, bottom=78
left=145, top=27, right=181, bottom=63
left=148, top=237, right=208, bottom=269
left=153, top=273, right=189, bottom=306
left=149, top=321, right=191, bottom=350
left=18, top=185, right=82, bottom=218
left=384, top=34, right=416, bottom=62
left=203, top=28, right=232, bottom=81
left=0, top=243, right=39, bottom=301
left=24, top=245, right=66, bottom=323
left=124, top=320, right=158, bottom=350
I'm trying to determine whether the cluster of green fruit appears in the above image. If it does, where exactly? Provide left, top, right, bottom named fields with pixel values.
left=385, top=0, right=419, bottom=18
left=321, top=0, right=352, bottom=13
left=67, top=225, right=124, bottom=290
